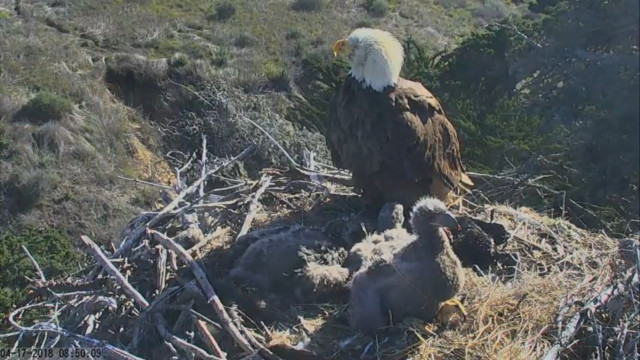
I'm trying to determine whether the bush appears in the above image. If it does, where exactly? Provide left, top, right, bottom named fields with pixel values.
left=213, top=2, right=235, bottom=21
left=290, top=0, right=325, bottom=12
left=0, top=228, right=85, bottom=323
left=14, top=91, right=73, bottom=124
left=234, top=33, right=258, bottom=48
left=212, top=46, right=230, bottom=67
left=364, top=0, right=389, bottom=17
left=1, top=170, right=58, bottom=215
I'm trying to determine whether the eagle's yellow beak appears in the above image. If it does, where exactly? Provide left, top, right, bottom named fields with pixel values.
left=332, top=39, right=348, bottom=57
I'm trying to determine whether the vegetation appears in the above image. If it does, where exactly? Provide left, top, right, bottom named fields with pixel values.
left=0, top=0, right=636, bottom=339
left=290, top=0, right=326, bottom=12
left=0, top=228, right=85, bottom=324
left=14, top=91, right=73, bottom=124
left=293, top=0, right=639, bottom=233
left=364, top=0, right=390, bottom=17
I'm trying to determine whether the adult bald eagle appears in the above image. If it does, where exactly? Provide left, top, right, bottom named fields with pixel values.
left=327, top=28, right=473, bottom=210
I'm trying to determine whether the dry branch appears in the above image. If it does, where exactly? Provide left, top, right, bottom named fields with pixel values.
left=148, top=229, right=256, bottom=355
left=236, top=174, right=272, bottom=240
left=199, top=134, right=208, bottom=204
left=114, top=145, right=255, bottom=258
left=117, top=175, right=173, bottom=190
left=542, top=267, right=638, bottom=360
left=196, top=319, right=227, bottom=360
left=21, top=245, right=46, bottom=284
left=156, top=245, right=168, bottom=293
left=8, top=303, right=143, bottom=360
left=155, top=313, right=221, bottom=360
left=80, top=235, right=149, bottom=309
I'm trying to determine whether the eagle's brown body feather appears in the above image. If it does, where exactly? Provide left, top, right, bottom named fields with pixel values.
left=326, top=75, right=472, bottom=209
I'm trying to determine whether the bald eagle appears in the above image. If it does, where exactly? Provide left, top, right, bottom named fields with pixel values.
left=327, top=28, right=473, bottom=210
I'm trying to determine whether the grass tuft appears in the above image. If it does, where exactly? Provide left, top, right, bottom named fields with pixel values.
left=14, top=91, right=73, bottom=124
left=364, top=0, right=389, bottom=17
left=290, top=0, right=325, bottom=12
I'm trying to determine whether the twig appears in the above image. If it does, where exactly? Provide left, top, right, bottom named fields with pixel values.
left=542, top=269, right=634, bottom=360
left=190, top=227, right=229, bottom=255
left=7, top=303, right=143, bottom=360
left=148, top=229, right=255, bottom=355
left=200, top=134, right=208, bottom=204
left=21, top=245, right=46, bottom=284
left=236, top=175, right=272, bottom=240
left=487, top=18, right=543, bottom=48
left=196, top=319, right=227, bottom=360
left=80, top=235, right=149, bottom=309
left=156, top=245, right=168, bottom=293
left=154, top=313, right=221, bottom=360
left=114, top=145, right=255, bottom=258
left=176, top=152, right=197, bottom=191
left=239, top=114, right=298, bottom=167
left=117, top=175, right=173, bottom=190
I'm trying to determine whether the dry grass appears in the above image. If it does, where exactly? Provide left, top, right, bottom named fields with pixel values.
left=403, top=203, right=621, bottom=359
left=257, top=198, right=626, bottom=359
left=2, top=159, right=634, bottom=359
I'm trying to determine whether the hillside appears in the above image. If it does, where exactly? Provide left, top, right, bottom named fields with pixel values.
left=0, top=0, right=532, bottom=243
left=0, top=0, right=638, bottom=358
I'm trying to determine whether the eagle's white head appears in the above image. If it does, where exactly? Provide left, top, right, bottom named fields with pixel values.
left=332, top=28, right=404, bottom=92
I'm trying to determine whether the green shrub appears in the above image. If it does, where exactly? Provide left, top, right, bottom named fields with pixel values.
left=364, top=0, right=389, bottom=17
left=290, top=0, right=325, bottom=12
left=285, top=29, right=304, bottom=41
left=212, top=46, right=230, bottom=67
left=234, top=33, right=258, bottom=48
left=1, top=170, right=59, bottom=214
left=212, top=2, right=235, bottom=21
left=355, top=19, right=375, bottom=28
left=14, top=91, right=73, bottom=124
left=0, top=228, right=85, bottom=324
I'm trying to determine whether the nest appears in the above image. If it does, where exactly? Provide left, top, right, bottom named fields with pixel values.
left=2, top=142, right=638, bottom=360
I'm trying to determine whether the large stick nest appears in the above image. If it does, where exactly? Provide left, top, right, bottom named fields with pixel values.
left=2, top=142, right=638, bottom=360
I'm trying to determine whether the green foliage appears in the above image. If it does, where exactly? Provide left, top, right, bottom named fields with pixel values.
left=285, top=29, right=304, bottom=41
left=0, top=228, right=85, bottom=322
left=15, top=91, right=73, bottom=124
left=212, top=46, right=231, bottom=67
left=0, top=10, right=11, bottom=19
left=288, top=0, right=639, bottom=233
left=234, top=33, right=258, bottom=48
left=290, top=0, right=325, bottom=12
left=286, top=53, right=349, bottom=133
left=364, top=0, right=389, bottom=17
left=212, top=2, right=236, bottom=21
left=355, top=18, right=375, bottom=28
left=1, top=170, right=59, bottom=214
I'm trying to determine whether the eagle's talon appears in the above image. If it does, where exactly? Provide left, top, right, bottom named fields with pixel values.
left=435, top=298, right=468, bottom=325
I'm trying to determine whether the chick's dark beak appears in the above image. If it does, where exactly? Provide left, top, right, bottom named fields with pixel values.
left=439, top=211, right=460, bottom=231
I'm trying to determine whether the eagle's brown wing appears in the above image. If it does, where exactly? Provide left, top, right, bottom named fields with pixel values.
left=325, top=92, right=345, bottom=169
left=389, top=78, right=474, bottom=191
left=325, top=75, right=472, bottom=208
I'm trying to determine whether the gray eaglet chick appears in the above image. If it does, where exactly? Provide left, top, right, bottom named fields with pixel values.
left=376, top=202, right=405, bottom=233
left=344, top=202, right=406, bottom=273
left=343, top=227, right=412, bottom=274
left=348, top=196, right=466, bottom=334
left=295, top=245, right=350, bottom=303
left=229, top=225, right=336, bottom=293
